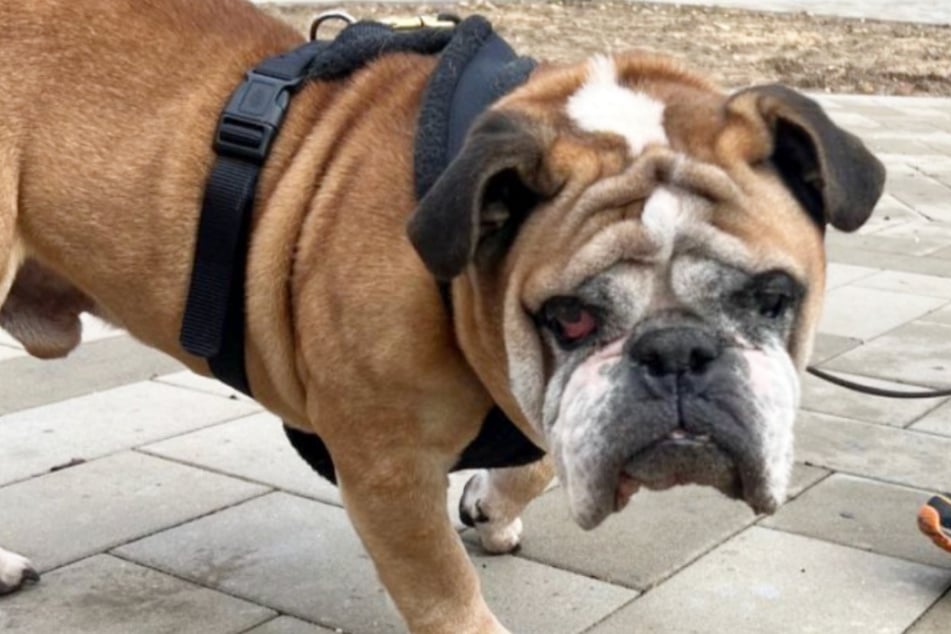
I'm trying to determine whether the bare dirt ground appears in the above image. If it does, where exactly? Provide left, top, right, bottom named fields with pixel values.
left=264, top=1, right=951, bottom=96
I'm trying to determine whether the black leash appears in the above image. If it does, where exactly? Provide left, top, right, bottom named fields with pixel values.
left=806, top=366, right=951, bottom=399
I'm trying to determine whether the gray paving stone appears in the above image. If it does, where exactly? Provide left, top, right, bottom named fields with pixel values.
left=856, top=271, right=951, bottom=299
left=808, top=333, right=862, bottom=364
left=0, top=451, right=268, bottom=571
left=116, top=492, right=635, bottom=634
left=0, top=345, right=25, bottom=362
left=586, top=527, right=950, bottom=634
left=918, top=304, right=951, bottom=326
left=874, top=214, right=951, bottom=242
left=154, top=370, right=255, bottom=402
left=828, top=111, right=881, bottom=131
left=0, top=555, right=273, bottom=634
left=817, top=286, right=946, bottom=340
left=0, top=335, right=185, bottom=414
left=825, top=232, right=947, bottom=258
left=0, top=381, right=260, bottom=485
left=888, top=173, right=951, bottom=223
left=246, top=616, right=337, bottom=634
left=908, top=591, right=951, bottom=634
left=824, top=321, right=951, bottom=387
left=929, top=244, right=951, bottom=261
left=825, top=262, right=879, bottom=289
left=763, top=474, right=951, bottom=570
left=498, top=485, right=754, bottom=591
left=114, top=492, right=394, bottom=633
left=470, top=547, right=637, bottom=634
left=909, top=399, right=951, bottom=436
left=799, top=370, right=945, bottom=427
left=495, top=464, right=824, bottom=591
left=865, top=136, right=946, bottom=156
left=825, top=246, right=951, bottom=278
left=796, top=411, right=951, bottom=492
left=142, top=412, right=342, bottom=506
left=854, top=193, right=922, bottom=233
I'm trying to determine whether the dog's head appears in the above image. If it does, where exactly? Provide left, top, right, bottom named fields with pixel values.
left=407, top=53, right=885, bottom=529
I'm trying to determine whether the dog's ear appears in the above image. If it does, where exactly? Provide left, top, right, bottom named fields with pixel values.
left=407, top=112, right=553, bottom=280
left=725, top=85, right=885, bottom=232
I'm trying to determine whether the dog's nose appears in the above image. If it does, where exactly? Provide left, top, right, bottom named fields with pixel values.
left=628, top=327, right=722, bottom=378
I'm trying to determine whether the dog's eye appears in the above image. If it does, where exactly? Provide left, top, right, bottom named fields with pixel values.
left=745, top=271, right=802, bottom=320
left=539, top=297, right=599, bottom=345
left=758, top=291, right=792, bottom=319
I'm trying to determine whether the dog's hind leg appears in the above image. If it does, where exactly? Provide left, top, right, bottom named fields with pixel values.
left=459, top=458, right=555, bottom=554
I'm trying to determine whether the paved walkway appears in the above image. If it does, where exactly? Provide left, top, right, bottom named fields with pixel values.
left=2, top=6, right=951, bottom=630
left=632, top=0, right=951, bottom=25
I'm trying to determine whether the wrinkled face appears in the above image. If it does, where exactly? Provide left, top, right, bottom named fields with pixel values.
left=408, top=52, right=884, bottom=530
left=526, top=191, right=806, bottom=529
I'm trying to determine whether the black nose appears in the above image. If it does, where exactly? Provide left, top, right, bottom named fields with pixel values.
left=628, top=327, right=722, bottom=377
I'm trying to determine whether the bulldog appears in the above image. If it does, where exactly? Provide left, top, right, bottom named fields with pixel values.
left=0, top=0, right=884, bottom=632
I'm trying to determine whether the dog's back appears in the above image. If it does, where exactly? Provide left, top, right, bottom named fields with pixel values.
left=0, top=0, right=302, bottom=359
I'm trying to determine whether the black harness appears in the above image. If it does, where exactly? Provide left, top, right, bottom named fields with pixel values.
left=180, top=16, right=545, bottom=482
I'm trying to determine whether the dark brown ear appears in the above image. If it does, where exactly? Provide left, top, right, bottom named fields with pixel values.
left=407, top=112, right=552, bottom=280
left=727, top=85, right=886, bottom=232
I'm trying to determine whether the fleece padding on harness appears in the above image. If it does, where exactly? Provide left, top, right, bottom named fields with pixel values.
left=414, top=16, right=536, bottom=200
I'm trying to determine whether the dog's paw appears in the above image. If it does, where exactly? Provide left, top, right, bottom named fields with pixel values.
left=459, top=471, right=523, bottom=554
left=0, top=548, right=39, bottom=595
left=476, top=517, right=523, bottom=554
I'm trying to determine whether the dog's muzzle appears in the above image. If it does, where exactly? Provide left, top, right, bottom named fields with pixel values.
left=550, top=318, right=797, bottom=529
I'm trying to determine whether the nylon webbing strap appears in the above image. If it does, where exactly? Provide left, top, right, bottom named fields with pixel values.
left=180, top=41, right=325, bottom=396
left=181, top=158, right=259, bottom=394
left=181, top=17, right=534, bottom=399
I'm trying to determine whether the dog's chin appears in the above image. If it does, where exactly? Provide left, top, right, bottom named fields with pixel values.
left=621, top=435, right=740, bottom=498
left=617, top=434, right=783, bottom=516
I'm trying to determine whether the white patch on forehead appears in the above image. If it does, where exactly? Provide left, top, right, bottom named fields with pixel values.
left=641, top=186, right=686, bottom=250
left=566, top=55, right=668, bottom=156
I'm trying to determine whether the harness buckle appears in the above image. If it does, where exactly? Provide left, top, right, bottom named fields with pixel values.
left=214, top=71, right=304, bottom=164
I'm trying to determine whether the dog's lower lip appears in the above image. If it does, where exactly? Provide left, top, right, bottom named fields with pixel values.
left=620, top=433, right=743, bottom=500
left=615, top=473, right=641, bottom=511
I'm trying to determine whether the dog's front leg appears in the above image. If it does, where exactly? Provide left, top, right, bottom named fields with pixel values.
left=0, top=546, right=39, bottom=595
left=460, top=459, right=555, bottom=554
left=336, top=450, right=509, bottom=634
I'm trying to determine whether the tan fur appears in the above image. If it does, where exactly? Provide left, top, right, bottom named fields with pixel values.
left=0, top=2, right=865, bottom=631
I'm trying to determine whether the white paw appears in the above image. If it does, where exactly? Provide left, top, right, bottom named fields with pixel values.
left=0, top=548, right=39, bottom=595
left=459, top=471, right=526, bottom=554
left=476, top=517, right=523, bottom=554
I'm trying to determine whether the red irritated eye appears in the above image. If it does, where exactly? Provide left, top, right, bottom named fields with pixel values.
left=541, top=297, right=599, bottom=345
left=560, top=308, right=596, bottom=340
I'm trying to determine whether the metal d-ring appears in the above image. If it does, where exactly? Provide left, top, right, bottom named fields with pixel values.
left=310, top=10, right=357, bottom=41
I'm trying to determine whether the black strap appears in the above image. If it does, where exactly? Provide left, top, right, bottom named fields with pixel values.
left=181, top=17, right=535, bottom=409
left=180, top=158, right=259, bottom=394
left=180, top=41, right=325, bottom=395
left=807, top=366, right=951, bottom=399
